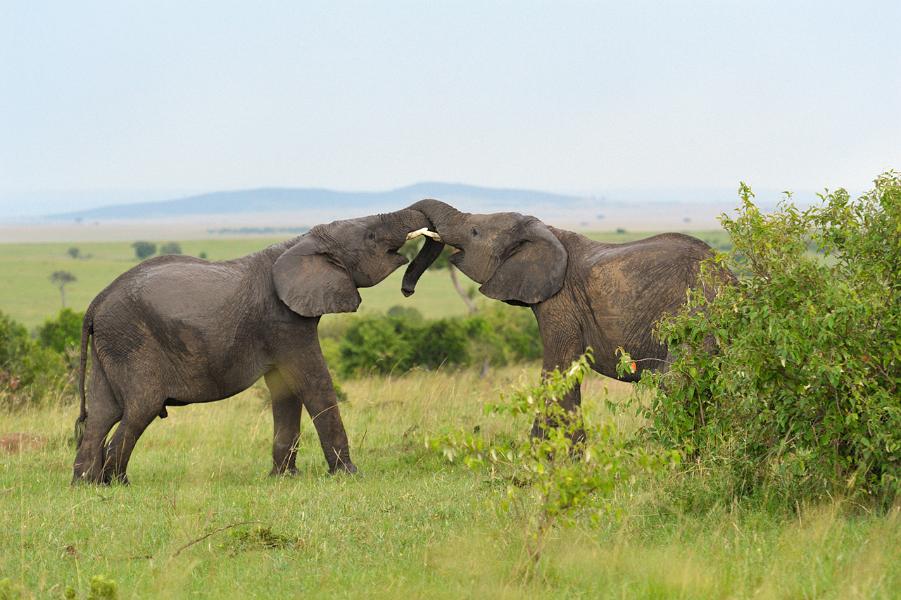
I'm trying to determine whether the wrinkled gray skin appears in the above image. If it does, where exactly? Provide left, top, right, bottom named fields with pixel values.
left=73, top=209, right=431, bottom=484
left=402, top=199, right=723, bottom=439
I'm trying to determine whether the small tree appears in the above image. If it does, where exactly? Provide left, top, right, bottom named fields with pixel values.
left=160, top=241, right=182, bottom=255
left=132, top=241, right=156, bottom=260
left=428, top=351, right=673, bottom=578
left=66, top=247, right=81, bottom=259
left=49, top=271, right=77, bottom=309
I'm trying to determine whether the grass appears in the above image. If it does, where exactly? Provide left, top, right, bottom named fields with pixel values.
left=0, top=230, right=730, bottom=329
left=1, top=366, right=897, bottom=598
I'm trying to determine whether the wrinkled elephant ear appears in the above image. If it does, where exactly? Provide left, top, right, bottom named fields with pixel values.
left=273, top=238, right=361, bottom=317
left=480, top=221, right=567, bottom=305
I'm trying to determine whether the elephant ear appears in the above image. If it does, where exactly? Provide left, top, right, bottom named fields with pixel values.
left=272, top=238, right=361, bottom=317
left=480, top=221, right=567, bottom=305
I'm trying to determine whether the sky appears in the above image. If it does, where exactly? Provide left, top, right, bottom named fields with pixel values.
left=1, top=1, right=899, bottom=216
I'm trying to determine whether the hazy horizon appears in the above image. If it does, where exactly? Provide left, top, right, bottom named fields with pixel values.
left=2, top=2, right=899, bottom=219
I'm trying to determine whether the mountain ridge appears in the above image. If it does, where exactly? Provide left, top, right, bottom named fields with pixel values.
left=49, top=182, right=583, bottom=220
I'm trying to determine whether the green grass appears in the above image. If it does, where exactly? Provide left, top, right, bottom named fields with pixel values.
left=1, top=368, right=897, bottom=598
left=0, top=238, right=472, bottom=329
left=0, top=231, right=730, bottom=330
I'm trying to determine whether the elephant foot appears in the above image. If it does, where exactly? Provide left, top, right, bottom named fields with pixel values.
left=107, top=473, right=130, bottom=486
left=71, top=473, right=111, bottom=486
left=329, top=461, right=358, bottom=476
left=72, top=463, right=114, bottom=486
left=269, top=465, right=299, bottom=477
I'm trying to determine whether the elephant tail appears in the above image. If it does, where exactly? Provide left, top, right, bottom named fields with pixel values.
left=74, top=305, right=94, bottom=447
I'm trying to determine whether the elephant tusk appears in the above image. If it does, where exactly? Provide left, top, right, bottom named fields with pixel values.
left=406, top=228, right=443, bottom=242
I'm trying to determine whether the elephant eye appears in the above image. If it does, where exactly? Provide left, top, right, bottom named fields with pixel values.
left=367, top=231, right=375, bottom=241
left=471, top=228, right=479, bottom=237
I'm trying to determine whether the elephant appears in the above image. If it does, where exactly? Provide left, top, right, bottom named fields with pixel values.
left=401, top=199, right=728, bottom=438
left=73, top=208, right=437, bottom=484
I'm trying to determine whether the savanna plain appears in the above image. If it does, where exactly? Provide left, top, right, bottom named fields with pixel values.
left=1, top=232, right=898, bottom=599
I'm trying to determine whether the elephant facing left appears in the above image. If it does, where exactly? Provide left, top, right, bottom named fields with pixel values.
left=72, top=208, right=435, bottom=485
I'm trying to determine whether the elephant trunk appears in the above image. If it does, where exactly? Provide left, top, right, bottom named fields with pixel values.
left=389, top=207, right=434, bottom=236
left=402, top=236, right=445, bottom=296
left=407, top=199, right=463, bottom=231
left=401, top=199, right=466, bottom=296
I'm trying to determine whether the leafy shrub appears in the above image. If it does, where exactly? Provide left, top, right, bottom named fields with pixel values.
left=428, top=351, right=674, bottom=577
left=338, top=315, right=470, bottom=376
left=622, top=173, right=900, bottom=503
left=36, top=308, right=84, bottom=354
left=336, top=304, right=540, bottom=377
left=0, top=310, right=70, bottom=409
left=465, top=304, right=542, bottom=367
left=132, top=241, right=156, bottom=260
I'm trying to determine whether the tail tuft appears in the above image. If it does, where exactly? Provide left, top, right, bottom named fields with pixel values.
left=74, top=415, right=87, bottom=447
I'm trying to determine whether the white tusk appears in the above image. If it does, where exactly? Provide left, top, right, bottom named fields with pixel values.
left=406, top=228, right=443, bottom=242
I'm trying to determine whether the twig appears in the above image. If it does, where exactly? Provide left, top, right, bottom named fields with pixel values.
left=172, top=520, right=262, bottom=557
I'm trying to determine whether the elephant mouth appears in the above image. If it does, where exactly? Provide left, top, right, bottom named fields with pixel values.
left=387, top=248, right=407, bottom=265
left=449, top=250, right=464, bottom=267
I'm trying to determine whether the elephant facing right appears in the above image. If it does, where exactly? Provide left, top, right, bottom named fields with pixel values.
left=401, top=199, right=733, bottom=437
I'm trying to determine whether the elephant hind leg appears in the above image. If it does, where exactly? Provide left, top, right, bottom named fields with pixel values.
left=103, top=392, right=165, bottom=485
left=72, top=360, right=122, bottom=485
left=265, top=369, right=301, bottom=476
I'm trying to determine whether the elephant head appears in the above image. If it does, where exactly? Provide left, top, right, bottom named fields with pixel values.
left=274, top=209, right=435, bottom=317
left=402, top=199, right=567, bottom=306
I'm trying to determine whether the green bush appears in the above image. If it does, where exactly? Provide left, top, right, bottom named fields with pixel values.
left=132, top=241, right=156, bottom=260
left=36, top=308, right=84, bottom=354
left=336, top=304, right=540, bottom=377
left=428, top=351, right=675, bottom=578
left=622, top=173, right=900, bottom=503
left=0, top=310, right=70, bottom=409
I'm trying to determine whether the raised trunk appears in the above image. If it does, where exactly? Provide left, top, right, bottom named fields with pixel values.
left=402, top=199, right=465, bottom=296
left=402, top=236, right=445, bottom=297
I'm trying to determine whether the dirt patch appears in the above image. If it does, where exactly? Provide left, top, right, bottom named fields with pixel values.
left=0, top=432, right=48, bottom=454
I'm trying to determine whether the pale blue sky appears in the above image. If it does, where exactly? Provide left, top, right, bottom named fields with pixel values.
left=1, top=1, right=899, bottom=214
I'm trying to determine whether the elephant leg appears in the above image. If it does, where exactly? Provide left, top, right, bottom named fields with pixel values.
left=531, top=323, right=586, bottom=444
left=72, top=361, right=122, bottom=485
left=103, top=396, right=162, bottom=485
left=281, top=346, right=356, bottom=475
left=265, top=369, right=301, bottom=476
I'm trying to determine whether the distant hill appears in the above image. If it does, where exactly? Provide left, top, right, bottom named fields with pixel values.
left=49, top=182, right=584, bottom=221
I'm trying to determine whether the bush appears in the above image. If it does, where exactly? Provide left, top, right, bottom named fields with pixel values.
left=336, top=304, right=540, bottom=377
left=622, top=173, right=901, bottom=503
left=428, top=351, right=675, bottom=578
left=132, top=241, right=156, bottom=260
left=36, top=308, right=84, bottom=354
left=0, top=310, right=70, bottom=409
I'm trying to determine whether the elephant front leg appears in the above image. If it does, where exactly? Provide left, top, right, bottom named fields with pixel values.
left=265, top=370, right=301, bottom=476
left=304, top=381, right=356, bottom=474
left=281, top=350, right=357, bottom=475
left=531, top=322, right=587, bottom=445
